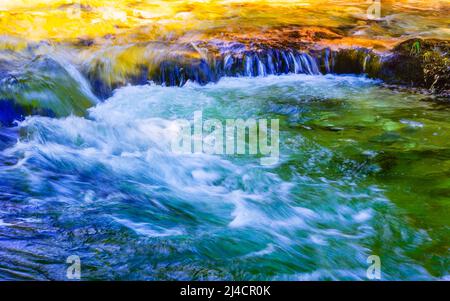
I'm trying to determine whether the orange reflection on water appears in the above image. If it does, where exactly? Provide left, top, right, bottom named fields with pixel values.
left=0, top=0, right=448, bottom=46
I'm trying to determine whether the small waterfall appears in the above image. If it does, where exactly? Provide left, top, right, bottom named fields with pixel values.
left=52, top=53, right=99, bottom=103
left=280, top=51, right=291, bottom=73
left=223, top=54, right=233, bottom=74
left=215, top=49, right=321, bottom=80
left=323, top=48, right=331, bottom=74
left=244, top=55, right=254, bottom=76
left=257, top=55, right=266, bottom=76
left=266, top=52, right=274, bottom=74
left=1, top=39, right=385, bottom=107
left=129, top=48, right=325, bottom=92
left=363, top=54, right=370, bottom=73
left=290, top=52, right=301, bottom=74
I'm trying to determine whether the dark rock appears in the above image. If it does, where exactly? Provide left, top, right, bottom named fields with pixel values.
left=379, top=39, right=449, bottom=93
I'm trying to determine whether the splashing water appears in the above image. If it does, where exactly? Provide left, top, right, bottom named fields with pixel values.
left=0, top=74, right=449, bottom=280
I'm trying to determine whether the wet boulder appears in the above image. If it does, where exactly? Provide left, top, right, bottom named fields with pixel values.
left=328, top=48, right=382, bottom=78
left=0, top=55, right=97, bottom=126
left=379, top=39, right=449, bottom=93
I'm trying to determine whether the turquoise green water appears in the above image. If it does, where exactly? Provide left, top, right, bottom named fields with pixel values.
left=0, top=74, right=448, bottom=280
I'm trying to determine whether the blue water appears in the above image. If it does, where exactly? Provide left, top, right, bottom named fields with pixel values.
left=0, top=74, right=448, bottom=280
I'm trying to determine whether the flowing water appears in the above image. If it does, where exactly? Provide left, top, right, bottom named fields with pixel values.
left=1, top=0, right=448, bottom=44
left=0, top=74, right=448, bottom=280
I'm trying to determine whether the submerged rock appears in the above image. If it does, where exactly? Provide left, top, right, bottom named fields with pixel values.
left=0, top=53, right=97, bottom=126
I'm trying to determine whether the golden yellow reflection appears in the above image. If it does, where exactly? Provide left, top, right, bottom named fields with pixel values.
left=0, top=0, right=448, bottom=47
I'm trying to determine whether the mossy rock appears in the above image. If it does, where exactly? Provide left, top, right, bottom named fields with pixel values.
left=324, top=48, right=381, bottom=78
left=0, top=55, right=97, bottom=126
left=332, top=48, right=370, bottom=74
left=380, top=39, right=449, bottom=93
